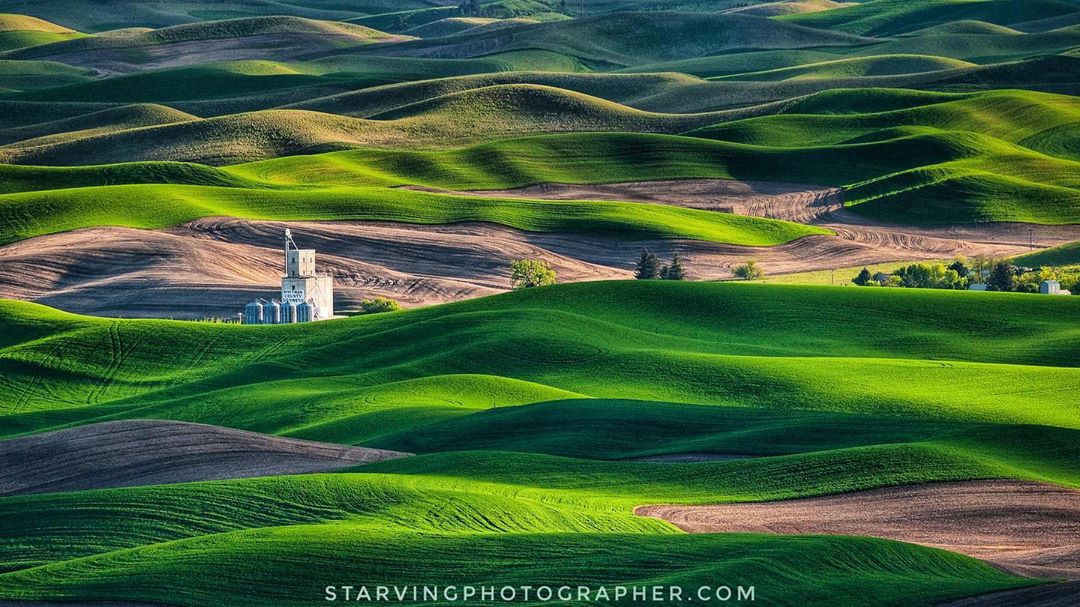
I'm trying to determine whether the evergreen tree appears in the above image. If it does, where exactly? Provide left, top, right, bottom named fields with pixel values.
left=661, top=253, right=686, bottom=280
left=853, top=267, right=873, bottom=286
left=635, top=249, right=661, bottom=279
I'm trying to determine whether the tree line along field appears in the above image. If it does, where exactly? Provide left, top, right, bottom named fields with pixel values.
left=0, top=0, right=1078, bottom=605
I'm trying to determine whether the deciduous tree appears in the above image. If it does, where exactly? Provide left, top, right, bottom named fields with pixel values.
left=510, top=259, right=557, bottom=289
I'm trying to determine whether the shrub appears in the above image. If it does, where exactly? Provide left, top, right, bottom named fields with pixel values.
left=510, top=259, right=557, bottom=289
left=360, top=297, right=401, bottom=314
left=733, top=260, right=763, bottom=280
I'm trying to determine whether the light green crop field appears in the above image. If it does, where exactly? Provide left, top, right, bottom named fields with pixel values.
left=2, top=281, right=1077, bottom=437
left=779, top=0, right=1079, bottom=37
left=1, top=88, right=1075, bottom=231
left=1014, top=240, right=1080, bottom=266
left=1, top=282, right=1078, bottom=605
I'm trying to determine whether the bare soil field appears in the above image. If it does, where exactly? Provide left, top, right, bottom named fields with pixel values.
left=1, top=179, right=1076, bottom=318
left=0, top=420, right=408, bottom=495
left=939, top=581, right=1080, bottom=607
left=636, top=480, right=1080, bottom=581
left=409, top=179, right=1079, bottom=251
left=408, top=179, right=849, bottom=222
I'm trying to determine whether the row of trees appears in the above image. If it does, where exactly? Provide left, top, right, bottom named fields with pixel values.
left=853, top=261, right=969, bottom=290
left=986, top=262, right=1079, bottom=294
left=634, top=250, right=686, bottom=280
left=852, top=257, right=1080, bottom=293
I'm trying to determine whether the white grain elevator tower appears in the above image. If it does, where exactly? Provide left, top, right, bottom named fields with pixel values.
left=281, top=228, right=333, bottom=321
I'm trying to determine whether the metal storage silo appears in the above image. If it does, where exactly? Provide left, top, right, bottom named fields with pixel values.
left=297, top=300, right=315, bottom=323
left=243, top=300, right=264, bottom=325
left=266, top=300, right=282, bottom=325
left=282, top=301, right=297, bottom=323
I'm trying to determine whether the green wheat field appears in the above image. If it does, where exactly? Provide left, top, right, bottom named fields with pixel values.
left=0, top=1, right=1078, bottom=606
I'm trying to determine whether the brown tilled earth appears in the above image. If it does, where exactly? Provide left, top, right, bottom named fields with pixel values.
left=636, top=480, right=1080, bottom=582
left=938, top=581, right=1080, bottom=606
left=0, top=179, right=1076, bottom=318
left=0, top=419, right=408, bottom=495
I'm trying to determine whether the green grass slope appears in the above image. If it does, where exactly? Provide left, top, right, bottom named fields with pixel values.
left=0, top=59, right=93, bottom=90
left=0, top=513, right=1031, bottom=607
left=0, top=179, right=826, bottom=246
left=781, top=0, right=1080, bottom=37
left=686, top=89, right=1080, bottom=223
left=714, top=54, right=976, bottom=81
left=5, top=16, right=411, bottom=70
left=369, top=398, right=1080, bottom=464
left=1, top=279, right=1077, bottom=605
left=3, top=101, right=1074, bottom=230
left=1014, top=240, right=1080, bottom=266
left=286, top=71, right=709, bottom=117
left=0, top=13, right=83, bottom=51
left=7, top=61, right=360, bottom=103
left=1, top=281, right=1076, bottom=442
left=357, top=12, right=874, bottom=67
left=692, top=90, right=1079, bottom=150
left=0, top=1, right=437, bottom=32
left=0, top=86, right=743, bottom=165
left=0, top=103, right=197, bottom=147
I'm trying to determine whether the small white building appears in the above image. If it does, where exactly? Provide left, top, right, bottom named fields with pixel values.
left=1040, top=280, right=1070, bottom=295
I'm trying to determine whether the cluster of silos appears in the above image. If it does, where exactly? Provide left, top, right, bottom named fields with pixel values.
left=243, top=298, right=316, bottom=324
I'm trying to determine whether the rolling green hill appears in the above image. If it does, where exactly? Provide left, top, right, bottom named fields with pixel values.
left=286, top=71, right=709, bottom=117
left=0, top=103, right=197, bottom=147
left=4, top=16, right=412, bottom=71
left=353, top=12, right=874, bottom=67
left=691, top=90, right=1079, bottom=150
left=1, top=281, right=1076, bottom=441
left=2, top=86, right=1076, bottom=232
left=0, top=13, right=83, bottom=52
left=0, top=1, right=440, bottom=32
left=0, top=87, right=740, bottom=164
left=713, top=54, right=976, bottom=81
left=0, top=281, right=1076, bottom=606
left=0, top=278, right=1077, bottom=607
left=0, top=497, right=1033, bottom=607
left=0, top=178, right=827, bottom=246
left=0, top=58, right=92, bottom=90
left=1013, top=240, right=1080, bottom=266
left=781, top=0, right=1080, bottom=36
